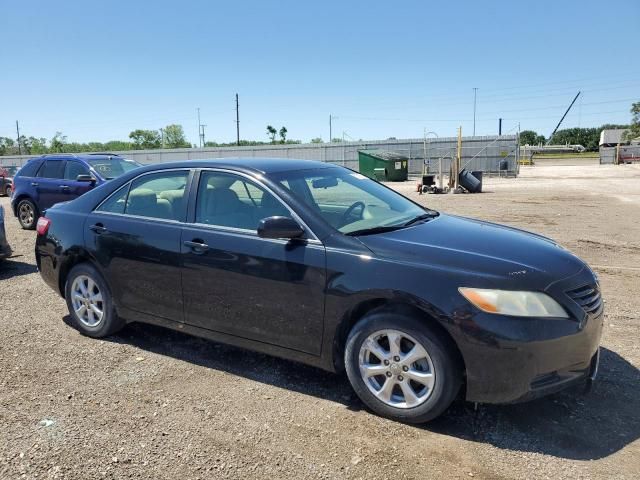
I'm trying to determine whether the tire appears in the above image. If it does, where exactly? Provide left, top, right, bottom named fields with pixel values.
left=64, top=263, right=124, bottom=338
left=345, top=312, right=462, bottom=424
left=3, top=185, right=10, bottom=197
left=17, top=198, right=38, bottom=230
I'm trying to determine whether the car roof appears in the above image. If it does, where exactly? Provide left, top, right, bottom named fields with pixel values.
left=135, top=158, right=335, bottom=175
left=34, top=154, right=125, bottom=162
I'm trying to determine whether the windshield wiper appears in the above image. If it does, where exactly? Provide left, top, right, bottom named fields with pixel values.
left=402, top=212, right=438, bottom=227
left=345, top=225, right=406, bottom=236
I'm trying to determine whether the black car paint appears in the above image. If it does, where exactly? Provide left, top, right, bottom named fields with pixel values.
left=35, top=159, right=603, bottom=404
left=0, top=206, right=12, bottom=258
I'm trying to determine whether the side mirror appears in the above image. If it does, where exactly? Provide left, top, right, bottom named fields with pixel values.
left=258, top=216, right=304, bottom=239
left=77, top=174, right=97, bottom=184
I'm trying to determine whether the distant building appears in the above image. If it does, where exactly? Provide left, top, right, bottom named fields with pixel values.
left=599, top=129, right=631, bottom=148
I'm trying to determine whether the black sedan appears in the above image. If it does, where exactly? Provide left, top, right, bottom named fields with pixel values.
left=35, top=159, right=603, bottom=423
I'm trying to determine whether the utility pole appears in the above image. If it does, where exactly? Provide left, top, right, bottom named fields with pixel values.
left=235, top=93, right=240, bottom=146
left=160, top=128, right=165, bottom=148
left=197, top=107, right=202, bottom=148
left=472, top=88, right=478, bottom=136
left=200, top=125, right=207, bottom=146
left=16, top=120, right=21, bottom=155
left=498, top=118, right=502, bottom=136
left=329, top=114, right=332, bottom=143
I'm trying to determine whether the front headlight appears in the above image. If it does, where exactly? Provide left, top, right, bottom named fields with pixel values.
left=459, top=288, right=569, bottom=318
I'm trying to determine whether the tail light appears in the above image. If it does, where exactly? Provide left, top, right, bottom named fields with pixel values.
left=36, top=217, right=51, bottom=236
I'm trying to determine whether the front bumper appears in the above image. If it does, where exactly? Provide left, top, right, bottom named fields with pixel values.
left=455, top=269, right=604, bottom=404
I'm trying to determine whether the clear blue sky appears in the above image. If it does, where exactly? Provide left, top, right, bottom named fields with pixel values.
left=1, top=0, right=638, bottom=144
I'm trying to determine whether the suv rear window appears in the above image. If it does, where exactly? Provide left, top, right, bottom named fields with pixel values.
left=16, top=160, right=42, bottom=177
left=37, top=160, right=65, bottom=179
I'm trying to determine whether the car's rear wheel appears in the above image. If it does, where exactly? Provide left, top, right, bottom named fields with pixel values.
left=345, top=312, right=462, bottom=423
left=65, top=263, right=124, bottom=338
left=17, top=199, right=37, bottom=229
left=3, top=185, right=11, bottom=197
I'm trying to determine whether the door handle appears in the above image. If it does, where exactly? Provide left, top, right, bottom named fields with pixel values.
left=59, top=185, right=70, bottom=191
left=89, top=224, right=108, bottom=234
left=31, top=182, right=39, bottom=187
left=183, top=240, right=209, bottom=253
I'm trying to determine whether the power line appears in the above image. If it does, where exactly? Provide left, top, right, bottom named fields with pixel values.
left=328, top=78, right=640, bottom=112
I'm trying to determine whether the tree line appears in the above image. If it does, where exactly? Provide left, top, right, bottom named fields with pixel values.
left=519, top=123, right=632, bottom=151
left=0, top=124, right=192, bottom=156
left=0, top=123, right=305, bottom=156
left=518, top=101, right=639, bottom=150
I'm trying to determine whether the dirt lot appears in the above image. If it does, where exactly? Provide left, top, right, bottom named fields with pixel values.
left=1, top=161, right=639, bottom=479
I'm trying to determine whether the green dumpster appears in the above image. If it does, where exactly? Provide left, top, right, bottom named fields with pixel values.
left=358, top=150, right=409, bottom=181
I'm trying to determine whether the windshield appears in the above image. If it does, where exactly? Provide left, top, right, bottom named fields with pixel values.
left=87, top=157, right=141, bottom=179
left=270, top=167, right=435, bottom=235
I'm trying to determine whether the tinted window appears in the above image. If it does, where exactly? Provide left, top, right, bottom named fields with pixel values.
left=97, top=184, right=129, bottom=214
left=125, top=171, right=189, bottom=220
left=16, top=160, right=42, bottom=177
left=37, top=160, right=65, bottom=179
left=87, top=157, right=140, bottom=179
left=195, top=171, right=289, bottom=230
left=64, top=161, right=89, bottom=180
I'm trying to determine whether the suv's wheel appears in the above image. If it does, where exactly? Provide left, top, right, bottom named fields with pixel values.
left=17, top=199, right=37, bottom=229
left=345, top=312, right=462, bottom=423
left=3, top=185, right=11, bottom=197
left=65, top=263, right=124, bottom=338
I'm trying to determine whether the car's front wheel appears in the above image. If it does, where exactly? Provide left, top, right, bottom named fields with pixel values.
left=65, top=263, right=124, bottom=338
left=17, top=199, right=37, bottom=229
left=345, top=312, right=462, bottom=423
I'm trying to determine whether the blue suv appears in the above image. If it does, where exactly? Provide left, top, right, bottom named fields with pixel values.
left=11, top=153, right=141, bottom=229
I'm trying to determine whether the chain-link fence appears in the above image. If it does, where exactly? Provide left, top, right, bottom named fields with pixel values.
left=0, top=135, right=519, bottom=176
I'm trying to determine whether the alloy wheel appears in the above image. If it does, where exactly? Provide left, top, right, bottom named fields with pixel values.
left=358, top=329, right=436, bottom=408
left=70, top=275, right=104, bottom=327
left=19, top=203, right=34, bottom=226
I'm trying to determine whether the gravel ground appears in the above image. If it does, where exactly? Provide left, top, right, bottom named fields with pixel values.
left=1, top=161, right=639, bottom=479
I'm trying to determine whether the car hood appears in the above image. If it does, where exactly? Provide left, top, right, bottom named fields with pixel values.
left=357, top=213, right=585, bottom=288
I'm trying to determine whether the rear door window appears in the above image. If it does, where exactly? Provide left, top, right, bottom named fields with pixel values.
left=16, top=160, right=42, bottom=177
left=126, top=171, right=190, bottom=221
left=37, top=160, right=66, bottom=179
left=96, top=170, right=190, bottom=220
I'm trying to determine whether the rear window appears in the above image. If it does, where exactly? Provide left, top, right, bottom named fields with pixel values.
left=16, top=160, right=42, bottom=178
left=87, top=157, right=140, bottom=179
left=37, top=160, right=65, bottom=179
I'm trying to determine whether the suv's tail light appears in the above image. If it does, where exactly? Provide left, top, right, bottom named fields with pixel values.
left=36, top=217, right=51, bottom=236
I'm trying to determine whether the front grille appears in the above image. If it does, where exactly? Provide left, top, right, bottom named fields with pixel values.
left=567, top=284, right=603, bottom=316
